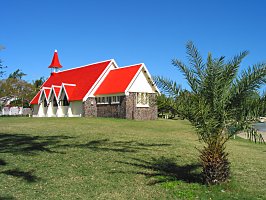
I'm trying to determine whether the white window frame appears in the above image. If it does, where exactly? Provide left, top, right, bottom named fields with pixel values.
left=96, top=97, right=109, bottom=104
left=136, top=92, right=149, bottom=107
left=111, top=96, right=120, bottom=104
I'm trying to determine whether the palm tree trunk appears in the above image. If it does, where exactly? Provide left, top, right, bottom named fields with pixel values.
left=199, top=141, right=230, bottom=184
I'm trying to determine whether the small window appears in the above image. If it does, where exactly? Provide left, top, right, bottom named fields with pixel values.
left=111, top=96, right=120, bottom=104
left=136, top=93, right=149, bottom=107
left=96, top=96, right=109, bottom=104
left=96, top=97, right=101, bottom=104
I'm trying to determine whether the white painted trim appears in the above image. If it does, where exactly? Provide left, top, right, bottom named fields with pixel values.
left=62, top=83, right=76, bottom=86
left=38, top=92, right=45, bottom=104
left=38, top=88, right=51, bottom=104
left=57, top=85, right=65, bottom=102
left=82, top=60, right=119, bottom=101
left=136, top=104, right=149, bottom=108
left=42, top=86, right=51, bottom=90
left=125, top=64, right=160, bottom=95
left=141, top=64, right=160, bottom=94
left=63, top=83, right=76, bottom=101
left=124, top=65, right=144, bottom=95
left=57, top=83, right=76, bottom=102
left=47, top=85, right=60, bottom=102
left=111, top=63, right=144, bottom=70
left=58, top=85, right=67, bottom=101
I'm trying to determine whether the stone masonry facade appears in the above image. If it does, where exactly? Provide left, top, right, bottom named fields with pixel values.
left=83, top=97, right=97, bottom=117
left=125, top=93, right=157, bottom=120
left=83, top=92, right=157, bottom=120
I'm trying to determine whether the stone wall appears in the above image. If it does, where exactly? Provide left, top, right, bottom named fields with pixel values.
left=125, top=93, right=157, bottom=120
left=97, top=96, right=126, bottom=118
left=83, top=93, right=157, bottom=120
left=83, top=97, right=97, bottom=117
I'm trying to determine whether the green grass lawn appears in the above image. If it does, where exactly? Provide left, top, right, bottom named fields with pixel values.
left=0, top=117, right=265, bottom=200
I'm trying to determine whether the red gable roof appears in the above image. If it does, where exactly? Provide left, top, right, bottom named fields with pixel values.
left=44, top=88, right=50, bottom=99
left=47, top=86, right=61, bottom=102
left=44, top=60, right=111, bottom=101
left=53, top=87, right=61, bottom=99
left=63, top=84, right=76, bottom=101
left=30, top=60, right=112, bottom=104
left=30, top=91, right=41, bottom=105
left=94, top=64, right=142, bottom=95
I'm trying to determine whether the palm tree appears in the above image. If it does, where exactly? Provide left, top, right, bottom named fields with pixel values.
left=158, top=41, right=266, bottom=184
left=154, top=76, right=181, bottom=118
left=8, top=69, right=26, bottom=80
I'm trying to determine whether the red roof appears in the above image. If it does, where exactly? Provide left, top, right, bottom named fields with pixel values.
left=94, top=64, right=142, bottom=95
left=31, top=60, right=112, bottom=104
left=63, top=84, right=76, bottom=101
left=30, top=91, right=41, bottom=105
left=44, top=88, right=50, bottom=99
left=49, top=50, right=63, bottom=69
left=47, top=86, right=61, bottom=101
left=53, top=87, right=61, bottom=99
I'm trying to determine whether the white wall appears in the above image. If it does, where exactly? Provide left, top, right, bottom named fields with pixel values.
left=33, top=105, right=39, bottom=116
left=47, top=104, right=58, bottom=117
left=38, top=103, right=48, bottom=117
left=128, top=70, right=155, bottom=93
left=57, top=106, right=68, bottom=117
left=68, top=101, right=83, bottom=117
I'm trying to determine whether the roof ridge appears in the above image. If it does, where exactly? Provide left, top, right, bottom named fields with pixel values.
left=55, top=59, right=114, bottom=74
left=111, top=63, right=143, bottom=71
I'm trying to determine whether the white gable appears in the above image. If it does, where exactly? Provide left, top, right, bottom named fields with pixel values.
left=127, top=69, right=155, bottom=93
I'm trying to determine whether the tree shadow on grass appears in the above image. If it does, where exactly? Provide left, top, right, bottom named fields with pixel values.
left=0, top=133, right=74, bottom=155
left=0, top=159, right=7, bottom=166
left=1, top=168, right=40, bottom=183
left=115, top=156, right=203, bottom=185
left=0, top=133, right=73, bottom=185
left=0, top=196, right=16, bottom=200
left=71, top=139, right=171, bottom=153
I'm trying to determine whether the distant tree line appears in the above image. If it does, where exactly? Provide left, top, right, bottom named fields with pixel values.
left=0, top=46, right=45, bottom=108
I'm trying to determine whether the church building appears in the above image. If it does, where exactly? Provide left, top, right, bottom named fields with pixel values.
left=30, top=51, right=159, bottom=120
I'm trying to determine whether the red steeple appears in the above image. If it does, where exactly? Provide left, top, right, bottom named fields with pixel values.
left=48, top=50, right=63, bottom=70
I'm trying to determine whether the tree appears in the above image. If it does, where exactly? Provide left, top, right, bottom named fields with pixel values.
left=154, top=76, right=181, bottom=118
left=8, top=69, right=26, bottom=80
left=32, top=76, right=45, bottom=92
left=258, top=91, right=266, bottom=116
left=158, top=41, right=266, bottom=184
left=0, top=69, right=35, bottom=107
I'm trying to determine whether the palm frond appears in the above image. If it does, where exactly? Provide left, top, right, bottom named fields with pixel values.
left=221, top=51, right=249, bottom=88
left=186, top=41, right=205, bottom=81
left=231, top=63, right=266, bottom=99
left=153, top=76, right=181, bottom=97
left=172, top=59, right=199, bottom=93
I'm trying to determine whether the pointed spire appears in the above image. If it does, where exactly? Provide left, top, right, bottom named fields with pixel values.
left=48, top=50, right=63, bottom=70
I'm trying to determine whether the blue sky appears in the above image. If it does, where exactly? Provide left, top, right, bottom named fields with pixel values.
left=1, top=0, right=266, bottom=91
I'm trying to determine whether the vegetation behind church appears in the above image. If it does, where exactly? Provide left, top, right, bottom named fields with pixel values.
left=0, top=57, right=45, bottom=109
